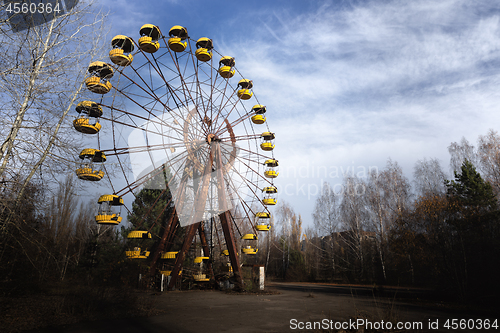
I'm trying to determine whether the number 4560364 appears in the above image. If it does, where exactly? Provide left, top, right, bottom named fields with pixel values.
left=6, top=2, right=61, bottom=14
left=444, top=319, right=498, bottom=330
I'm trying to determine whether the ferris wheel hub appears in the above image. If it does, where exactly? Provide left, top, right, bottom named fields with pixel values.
left=206, top=133, right=220, bottom=144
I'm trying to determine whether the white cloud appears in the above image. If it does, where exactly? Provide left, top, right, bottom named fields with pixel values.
left=95, top=0, right=500, bottom=227
left=220, top=0, right=500, bottom=224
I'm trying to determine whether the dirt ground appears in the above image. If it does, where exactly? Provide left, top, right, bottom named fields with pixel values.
left=27, top=283, right=496, bottom=333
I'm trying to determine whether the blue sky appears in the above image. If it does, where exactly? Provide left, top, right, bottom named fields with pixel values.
left=97, top=0, right=500, bottom=228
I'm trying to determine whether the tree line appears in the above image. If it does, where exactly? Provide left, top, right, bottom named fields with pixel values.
left=260, top=130, right=500, bottom=305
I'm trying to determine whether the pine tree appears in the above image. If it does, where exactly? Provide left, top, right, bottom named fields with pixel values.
left=444, top=159, right=499, bottom=303
left=122, top=166, right=176, bottom=254
left=445, top=159, right=498, bottom=225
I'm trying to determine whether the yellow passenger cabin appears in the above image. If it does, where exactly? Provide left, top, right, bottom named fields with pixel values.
left=193, top=256, right=211, bottom=281
left=127, top=231, right=152, bottom=239
left=262, top=186, right=278, bottom=206
left=241, top=234, right=258, bottom=240
left=241, top=232, right=258, bottom=255
left=264, top=159, right=279, bottom=178
left=73, top=101, right=102, bottom=134
left=251, top=105, right=266, bottom=124
left=218, top=56, right=235, bottom=78
left=76, top=148, right=106, bottom=181
left=195, top=37, right=213, bottom=62
left=85, top=61, right=114, bottom=94
left=168, top=25, right=188, bottom=52
left=193, top=274, right=210, bottom=282
left=109, top=35, right=134, bottom=66
left=161, top=251, right=178, bottom=259
left=126, top=247, right=150, bottom=259
left=260, top=132, right=275, bottom=151
left=125, top=230, right=153, bottom=260
left=139, top=24, right=161, bottom=53
left=194, top=256, right=210, bottom=264
left=160, top=270, right=182, bottom=276
left=237, top=79, right=253, bottom=100
left=242, top=246, right=258, bottom=255
left=73, top=101, right=103, bottom=134
left=255, top=212, right=271, bottom=231
left=95, top=194, right=123, bottom=225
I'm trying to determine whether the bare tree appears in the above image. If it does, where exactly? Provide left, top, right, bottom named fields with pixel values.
left=339, top=175, right=368, bottom=278
left=313, top=182, right=340, bottom=235
left=312, top=182, right=340, bottom=278
left=273, top=201, right=304, bottom=279
left=0, top=1, right=108, bottom=232
left=413, top=158, right=447, bottom=197
left=42, top=174, right=95, bottom=281
left=477, top=129, right=500, bottom=196
left=366, top=169, right=389, bottom=281
left=366, top=159, right=411, bottom=281
left=448, top=137, right=478, bottom=175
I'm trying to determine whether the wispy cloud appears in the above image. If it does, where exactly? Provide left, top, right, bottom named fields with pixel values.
left=98, top=0, right=500, bottom=223
left=218, top=0, right=500, bottom=221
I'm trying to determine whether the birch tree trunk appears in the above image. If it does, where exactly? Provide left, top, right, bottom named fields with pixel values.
left=0, top=1, right=108, bottom=232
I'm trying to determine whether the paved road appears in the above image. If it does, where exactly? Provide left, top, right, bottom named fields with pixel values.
left=268, top=281, right=432, bottom=299
left=28, top=283, right=495, bottom=333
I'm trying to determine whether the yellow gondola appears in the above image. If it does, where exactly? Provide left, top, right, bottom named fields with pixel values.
left=73, top=118, right=101, bottom=134
left=85, top=76, right=111, bottom=94
left=85, top=61, right=114, bottom=94
left=126, top=247, right=150, bottom=259
left=127, top=231, right=152, bottom=239
left=160, top=270, right=182, bottom=276
left=139, top=24, right=161, bottom=53
left=161, top=251, right=178, bottom=259
left=251, top=105, right=266, bottom=124
left=260, top=132, right=275, bottom=151
left=218, top=56, right=235, bottom=78
left=193, top=256, right=210, bottom=281
left=95, top=194, right=123, bottom=225
left=73, top=101, right=103, bottom=134
left=126, top=229, right=152, bottom=260
left=242, top=246, right=258, bottom=255
left=241, top=234, right=258, bottom=240
left=237, top=79, right=253, bottom=100
left=195, top=37, right=213, bottom=62
left=109, top=35, right=134, bottom=66
left=251, top=114, right=265, bottom=124
left=255, top=212, right=271, bottom=231
left=241, top=232, right=258, bottom=255
left=76, top=148, right=106, bottom=181
left=194, top=256, right=210, bottom=264
left=264, top=159, right=279, bottom=178
left=168, top=25, right=188, bottom=52
left=262, top=186, right=278, bottom=206
left=256, top=224, right=271, bottom=231
left=262, top=198, right=277, bottom=205
left=193, top=274, right=210, bottom=282
left=263, top=186, right=278, bottom=193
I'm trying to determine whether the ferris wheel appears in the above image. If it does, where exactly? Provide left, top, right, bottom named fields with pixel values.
left=73, top=24, right=279, bottom=289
